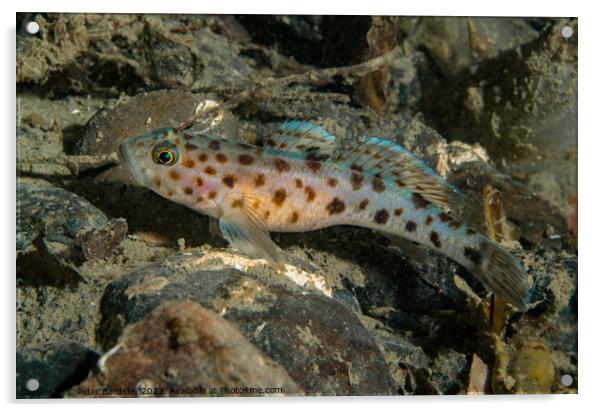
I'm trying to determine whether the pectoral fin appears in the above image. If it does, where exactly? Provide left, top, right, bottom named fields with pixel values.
left=218, top=192, right=283, bottom=268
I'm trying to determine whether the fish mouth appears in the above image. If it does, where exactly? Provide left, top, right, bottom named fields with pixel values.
left=118, top=142, right=144, bottom=185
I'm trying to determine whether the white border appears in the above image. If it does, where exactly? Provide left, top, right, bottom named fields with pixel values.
left=3, top=1, right=597, bottom=411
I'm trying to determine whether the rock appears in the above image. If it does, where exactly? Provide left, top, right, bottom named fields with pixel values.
left=235, top=16, right=326, bottom=65
left=429, top=349, right=469, bottom=394
left=16, top=180, right=127, bottom=284
left=74, top=90, right=201, bottom=184
left=416, top=18, right=577, bottom=210
left=448, top=161, right=569, bottom=246
left=72, top=300, right=301, bottom=397
left=96, top=253, right=397, bottom=395
left=406, top=17, right=539, bottom=75
left=467, top=353, right=489, bottom=394
left=76, top=218, right=129, bottom=261
left=16, top=341, right=99, bottom=399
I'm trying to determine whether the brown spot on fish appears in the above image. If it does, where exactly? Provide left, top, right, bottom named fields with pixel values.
left=290, top=211, right=299, bottom=224
left=466, top=228, right=477, bottom=236
left=439, top=212, right=452, bottom=222
left=182, top=158, right=195, bottom=168
left=350, top=164, right=363, bottom=172
left=195, top=177, right=204, bottom=187
left=351, top=173, right=364, bottom=191
left=274, top=158, right=291, bottom=173
left=265, top=139, right=277, bottom=147
left=374, top=154, right=381, bottom=160
left=359, top=199, right=369, bottom=210
left=238, top=154, right=255, bottom=165
left=264, top=210, right=271, bottom=219
left=136, top=141, right=145, bottom=148
left=391, top=171, right=400, bottom=177
left=304, top=186, right=316, bottom=202
left=174, top=138, right=180, bottom=145
left=185, top=143, right=199, bottom=151
left=448, top=220, right=461, bottom=229
left=412, top=193, right=429, bottom=209
left=231, top=199, right=243, bottom=208
left=252, top=199, right=260, bottom=209
left=394, top=208, right=403, bottom=216
left=161, top=129, right=169, bottom=138
left=168, top=170, right=180, bottom=181
left=184, top=187, right=193, bottom=195
left=464, top=247, right=482, bottom=266
left=272, top=189, right=287, bottom=207
left=222, top=174, right=236, bottom=188
left=183, top=133, right=192, bottom=141
left=395, top=179, right=406, bottom=188
left=374, top=209, right=389, bottom=225
left=296, top=144, right=306, bottom=149
left=371, top=177, right=385, bottom=193
left=208, top=191, right=217, bottom=199
left=306, top=160, right=321, bottom=173
left=153, top=177, right=161, bottom=188
left=425, top=215, right=433, bottom=225
left=166, top=190, right=174, bottom=197
left=254, top=174, right=265, bottom=187
left=430, top=231, right=441, bottom=248
left=295, top=178, right=303, bottom=188
left=327, top=177, right=338, bottom=188
left=405, top=221, right=417, bottom=232
left=208, top=140, right=221, bottom=150
left=198, top=153, right=208, bottom=162
left=196, top=196, right=204, bottom=203
left=216, top=153, right=228, bottom=163
left=204, top=166, right=216, bottom=176
left=326, top=197, right=346, bottom=215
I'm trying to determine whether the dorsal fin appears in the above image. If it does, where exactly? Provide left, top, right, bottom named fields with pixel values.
left=261, top=120, right=336, bottom=161
left=336, top=136, right=463, bottom=210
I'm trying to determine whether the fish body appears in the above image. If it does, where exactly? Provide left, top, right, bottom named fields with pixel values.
left=119, top=121, right=530, bottom=309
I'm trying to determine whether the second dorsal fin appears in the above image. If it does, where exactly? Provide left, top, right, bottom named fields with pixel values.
left=336, top=136, right=463, bottom=210
left=261, top=120, right=336, bottom=161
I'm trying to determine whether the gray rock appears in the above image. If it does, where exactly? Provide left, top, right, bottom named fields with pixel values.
left=17, top=180, right=127, bottom=284
left=16, top=341, right=99, bottom=399
left=97, top=254, right=397, bottom=395
left=73, top=300, right=302, bottom=397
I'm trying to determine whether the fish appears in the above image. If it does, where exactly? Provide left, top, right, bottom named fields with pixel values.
left=118, top=120, right=530, bottom=310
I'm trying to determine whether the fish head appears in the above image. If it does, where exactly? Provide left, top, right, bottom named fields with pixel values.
left=119, top=127, right=182, bottom=187
left=119, top=127, right=216, bottom=211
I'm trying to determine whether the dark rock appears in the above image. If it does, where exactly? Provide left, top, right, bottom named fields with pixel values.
left=16, top=341, right=99, bottom=399
left=448, top=161, right=568, bottom=245
left=74, top=90, right=201, bottom=184
left=407, top=17, right=539, bottom=75
left=150, top=41, right=195, bottom=88
left=416, top=19, right=577, bottom=206
left=16, top=180, right=127, bottom=284
left=235, top=15, right=325, bottom=65
left=428, top=349, right=469, bottom=394
left=77, top=218, right=128, bottom=261
left=97, top=254, right=397, bottom=395
left=72, top=300, right=301, bottom=397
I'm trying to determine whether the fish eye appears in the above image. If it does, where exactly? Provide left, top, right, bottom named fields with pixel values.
left=152, top=143, right=179, bottom=166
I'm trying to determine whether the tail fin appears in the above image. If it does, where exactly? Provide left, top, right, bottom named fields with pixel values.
left=467, top=239, right=530, bottom=310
